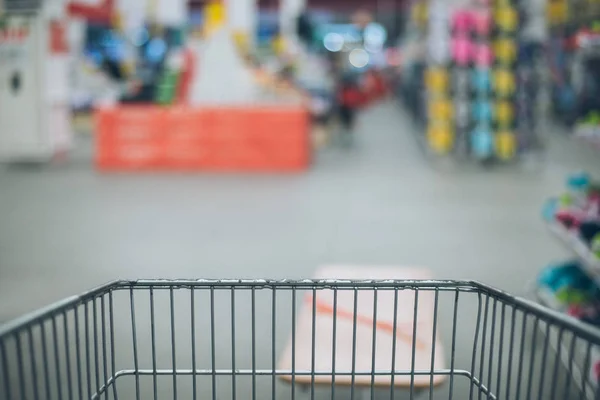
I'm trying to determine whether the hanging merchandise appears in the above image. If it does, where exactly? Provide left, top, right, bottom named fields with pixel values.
left=408, top=0, right=541, bottom=165
left=495, top=130, right=517, bottom=160
left=473, top=99, right=494, bottom=123
left=495, top=100, right=514, bottom=124
left=429, top=97, right=454, bottom=120
left=452, top=35, right=474, bottom=66
left=472, top=68, right=492, bottom=93
left=494, top=38, right=517, bottom=64
left=425, top=66, right=449, bottom=93
left=494, top=6, right=518, bottom=33
left=493, top=68, right=516, bottom=96
left=427, top=121, right=454, bottom=154
left=471, top=125, right=495, bottom=158
left=474, top=41, right=494, bottom=67
left=547, top=0, right=569, bottom=26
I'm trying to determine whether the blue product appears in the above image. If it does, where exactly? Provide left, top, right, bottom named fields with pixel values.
left=472, top=69, right=491, bottom=93
left=472, top=100, right=493, bottom=122
left=542, top=198, right=559, bottom=222
left=471, top=126, right=494, bottom=158
left=567, top=172, right=591, bottom=192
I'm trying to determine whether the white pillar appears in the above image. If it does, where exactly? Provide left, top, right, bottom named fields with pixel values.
left=226, top=0, right=256, bottom=34
left=280, top=0, right=306, bottom=41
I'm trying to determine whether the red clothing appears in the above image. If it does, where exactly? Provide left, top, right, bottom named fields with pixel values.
left=339, top=87, right=364, bottom=108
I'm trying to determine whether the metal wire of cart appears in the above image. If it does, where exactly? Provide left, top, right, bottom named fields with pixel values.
left=1, top=279, right=600, bottom=400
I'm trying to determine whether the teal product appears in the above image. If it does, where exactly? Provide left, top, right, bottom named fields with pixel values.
left=471, top=126, right=494, bottom=159
left=472, top=68, right=491, bottom=94
left=473, top=100, right=493, bottom=122
left=542, top=198, right=559, bottom=221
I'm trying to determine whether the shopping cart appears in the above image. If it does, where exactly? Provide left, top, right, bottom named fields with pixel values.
left=1, top=279, right=600, bottom=400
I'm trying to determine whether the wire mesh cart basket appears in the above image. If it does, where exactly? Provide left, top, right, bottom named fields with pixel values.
left=1, top=279, right=600, bottom=399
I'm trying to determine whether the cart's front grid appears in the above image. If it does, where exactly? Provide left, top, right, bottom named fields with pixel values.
left=1, top=279, right=599, bottom=400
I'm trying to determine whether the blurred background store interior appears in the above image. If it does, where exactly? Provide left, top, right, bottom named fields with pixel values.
left=3, top=0, right=600, bottom=397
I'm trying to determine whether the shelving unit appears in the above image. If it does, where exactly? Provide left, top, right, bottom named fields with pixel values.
left=533, top=289, right=598, bottom=400
left=539, top=220, right=600, bottom=399
left=546, top=221, right=600, bottom=284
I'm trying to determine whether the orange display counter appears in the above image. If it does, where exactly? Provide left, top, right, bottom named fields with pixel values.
left=95, top=105, right=310, bottom=172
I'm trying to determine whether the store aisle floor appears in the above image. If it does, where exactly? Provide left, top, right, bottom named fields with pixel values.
left=0, top=101, right=595, bottom=323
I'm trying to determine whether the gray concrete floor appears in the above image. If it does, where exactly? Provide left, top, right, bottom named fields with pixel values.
left=1, top=101, right=598, bottom=322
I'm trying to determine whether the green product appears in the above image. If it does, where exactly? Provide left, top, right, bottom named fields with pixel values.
left=154, top=70, right=181, bottom=105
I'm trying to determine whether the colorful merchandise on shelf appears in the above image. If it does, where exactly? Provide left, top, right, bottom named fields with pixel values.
left=413, top=0, right=541, bottom=163
left=537, top=261, right=600, bottom=310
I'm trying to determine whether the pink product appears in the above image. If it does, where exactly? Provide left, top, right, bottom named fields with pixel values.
left=452, top=11, right=474, bottom=34
left=474, top=44, right=493, bottom=66
left=472, top=12, right=492, bottom=36
left=452, top=36, right=473, bottom=66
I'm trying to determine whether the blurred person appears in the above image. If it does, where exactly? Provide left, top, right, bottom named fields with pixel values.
left=337, top=73, right=365, bottom=140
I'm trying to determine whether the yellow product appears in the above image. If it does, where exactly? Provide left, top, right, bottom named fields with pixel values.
left=493, top=69, right=516, bottom=97
left=427, top=122, right=454, bottom=154
left=429, top=99, right=453, bottom=121
left=494, top=7, right=518, bottom=32
left=412, top=3, right=429, bottom=28
left=547, top=0, right=569, bottom=25
left=495, top=131, right=517, bottom=160
left=495, top=101, right=514, bottom=123
left=425, top=67, right=449, bottom=93
left=205, top=1, right=226, bottom=35
left=494, top=39, right=517, bottom=64
left=273, top=34, right=287, bottom=55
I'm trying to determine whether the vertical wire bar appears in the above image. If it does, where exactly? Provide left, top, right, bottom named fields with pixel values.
left=27, top=327, right=40, bottom=400
left=100, top=297, right=108, bottom=400
left=390, top=288, right=399, bottom=400
left=210, top=287, right=216, bottom=400
left=231, top=289, right=237, bottom=400
left=485, top=300, right=498, bottom=400
left=191, top=288, right=197, bottom=400
left=74, top=306, right=83, bottom=400
left=429, top=289, right=440, bottom=400
left=476, top=296, right=490, bottom=400
left=85, top=302, right=92, bottom=400
left=170, top=288, right=178, bottom=400
left=549, top=328, right=565, bottom=400
left=0, top=338, right=11, bottom=400
left=251, top=287, right=257, bottom=400
left=537, top=322, right=551, bottom=400
left=350, top=287, right=358, bottom=400
left=562, top=334, right=578, bottom=398
left=515, top=312, right=528, bottom=400
left=350, top=288, right=359, bottom=400
left=92, top=299, right=100, bottom=397
left=505, top=307, right=518, bottom=398
left=410, top=289, right=419, bottom=400
left=130, top=288, right=141, bottom=400
left=52, top=315, right=64, bottom=400
left=16, top=333, right=26, bottom=400
left=495, top=304, right=506, bottom=399
left=83, top=303, right=92, bottom=399
left=150, top=288, right=158, bottom=400
left=310, top=288, right=317, bottom=400
left=109, top=291, right=118, bottom=400
left=272, top=287, right=277, bottom=400
left=525, top=318, right=540, bottom=400
left=581, top=342, right=593, bottom=399
left=331, top=288, right=338, bottom=400
left=370, top=288, right=379, bottom=400
left=291, top=287, right=297, bottom=400
left=41, top=319, right=52, bottom=398
left=448, top=289, right=460, bottom=400
left=468, top=292, right=483, bottom=400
